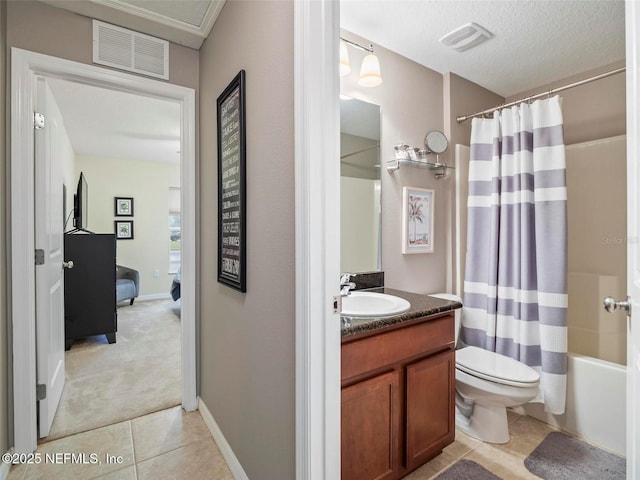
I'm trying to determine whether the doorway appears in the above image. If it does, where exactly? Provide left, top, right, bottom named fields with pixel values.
left=37, top=76, right=184, bottom=441
left=10, top=48, right=197, bottom=453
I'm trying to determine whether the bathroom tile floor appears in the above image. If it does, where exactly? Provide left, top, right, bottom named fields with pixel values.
left=406, top=410, right=599, bottom=480
left=7, top=406, right=234, bottom=480
left=7, top=407, right=617, bottom=480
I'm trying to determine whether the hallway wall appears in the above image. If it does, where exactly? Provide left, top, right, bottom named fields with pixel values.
left=199, top=1, right=295, bottom=478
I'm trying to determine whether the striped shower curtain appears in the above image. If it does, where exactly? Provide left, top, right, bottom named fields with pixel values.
left=463, top=96, right=568, bottom=414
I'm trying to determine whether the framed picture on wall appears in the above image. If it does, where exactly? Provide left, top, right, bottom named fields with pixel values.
left=402, top=186, right=434, bottom=254
left=217, top=70, right=247, bottom=292
left=115, top=220, right=134, bottom=240
left=115, top=197, right=134, bottom=216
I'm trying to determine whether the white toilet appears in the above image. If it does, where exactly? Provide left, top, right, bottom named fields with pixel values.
left=431, top=293, right=540, bottom=444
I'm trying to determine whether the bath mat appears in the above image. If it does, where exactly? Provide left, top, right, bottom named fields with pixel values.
left=524, top=431, right=625, bottom=480
left=435, top=459, right=502, bottom=479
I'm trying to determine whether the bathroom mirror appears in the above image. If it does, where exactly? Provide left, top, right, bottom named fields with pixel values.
left=424, top=130, right=449, bottom=154
left=340, top=98, right=382, bottom=273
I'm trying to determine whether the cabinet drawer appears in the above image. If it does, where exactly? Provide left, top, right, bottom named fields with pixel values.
left=342, top=314, right=454, bottom=382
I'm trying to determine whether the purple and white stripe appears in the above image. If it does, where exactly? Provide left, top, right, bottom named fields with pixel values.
left=463, top=96, right=568, bottom=415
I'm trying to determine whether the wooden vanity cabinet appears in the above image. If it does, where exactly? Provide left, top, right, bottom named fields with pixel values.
left=341, top=313, right=455, bottom=480
left=341, top=371, right=401, bottom=480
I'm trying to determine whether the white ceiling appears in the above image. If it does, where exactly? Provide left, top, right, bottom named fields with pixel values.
left=340, top=0, right=625, bottom=97
left=48, top=78, right=181, bottom=164
left=40, top=0, right=224, bottom=48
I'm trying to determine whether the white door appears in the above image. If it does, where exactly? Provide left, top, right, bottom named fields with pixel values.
left=626, top=1, right=640, bottom=476
left=35, top=77, right=66, bottom=438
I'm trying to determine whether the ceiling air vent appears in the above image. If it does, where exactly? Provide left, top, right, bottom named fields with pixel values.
left=93, top=20, right=169, bottom=80
left=439, top=22, right=493, bottom=52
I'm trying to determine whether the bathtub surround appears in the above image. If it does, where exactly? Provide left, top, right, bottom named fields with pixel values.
left=464, top=97, right=568, bottom=415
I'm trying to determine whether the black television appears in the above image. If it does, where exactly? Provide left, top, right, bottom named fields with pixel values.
left=73, top=172, right=88, bottom=230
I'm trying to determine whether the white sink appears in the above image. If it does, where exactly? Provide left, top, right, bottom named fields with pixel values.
left=341, top=292, right=411, bottom=318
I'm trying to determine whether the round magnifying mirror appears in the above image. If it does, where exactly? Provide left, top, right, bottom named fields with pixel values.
left=424, top=131, right=449, bottom=154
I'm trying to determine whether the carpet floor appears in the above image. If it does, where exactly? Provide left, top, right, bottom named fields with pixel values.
left=42, top=299, right=182, bottom=443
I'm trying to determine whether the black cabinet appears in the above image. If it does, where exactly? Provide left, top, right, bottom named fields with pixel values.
left=64, top=233, right=117, bottom=349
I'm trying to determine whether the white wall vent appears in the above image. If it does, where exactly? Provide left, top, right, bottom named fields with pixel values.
left=439, top=22, right=493, bottom=53
left=93, top=20, right=169, bottom=80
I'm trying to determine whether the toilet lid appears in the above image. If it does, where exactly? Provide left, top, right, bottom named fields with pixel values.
left=456, top=346, right=540, bottom=387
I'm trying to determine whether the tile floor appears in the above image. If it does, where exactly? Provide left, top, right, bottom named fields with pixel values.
left=407, top=410, right=576, bottom=479
left=7, top=406, right=233, bottom=480
left=7, top=407, right=617, bottom=480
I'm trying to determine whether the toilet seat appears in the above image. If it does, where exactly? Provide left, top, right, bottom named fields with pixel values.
left=456, top=346, right=540, bottom=388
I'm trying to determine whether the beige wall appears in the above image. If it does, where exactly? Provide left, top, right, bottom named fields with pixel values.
left=506, top=61, right=626, bottom=145
left=199, top=1, right=295, bottom=478
left=76, top=156, right=180, bottom=297
left=4, top=0, right=198, bottom=449
left=6, top=1, right=198, bottom=90
left=443, top=73, right=504, bottom=295
left=341, top=31, right=448, bottom=294
left=1, top=0, right=8, bottom=456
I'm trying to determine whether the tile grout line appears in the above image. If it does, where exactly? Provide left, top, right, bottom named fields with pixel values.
left=127, top=420, right=139, bottom=480
left=134, top=434, right=215, bottom=467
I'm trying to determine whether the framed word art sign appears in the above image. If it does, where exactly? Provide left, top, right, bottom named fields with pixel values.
left=217, top=70, right=247, bottom=292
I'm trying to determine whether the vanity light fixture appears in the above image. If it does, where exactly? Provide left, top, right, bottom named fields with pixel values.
left=339, top=40, right=351, bottom=76
left=340, top=37, right=383, bottom=87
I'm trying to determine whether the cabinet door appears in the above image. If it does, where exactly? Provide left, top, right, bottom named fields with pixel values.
left=342, top=371, right=400, bottom=480
left=405, top=350, right=455, bottom=471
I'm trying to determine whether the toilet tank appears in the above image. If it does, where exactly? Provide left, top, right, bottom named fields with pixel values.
left=430, top=293, right=463, bottom=347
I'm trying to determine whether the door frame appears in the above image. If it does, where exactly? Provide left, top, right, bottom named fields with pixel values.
left=10, top=47, right=197, bottom=453
left=626, top=0, right=639, bottom=475
left=293, top=2, right=341, bottom=478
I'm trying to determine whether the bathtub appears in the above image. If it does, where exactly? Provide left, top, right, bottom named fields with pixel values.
left=517, top=353, right=626, bottom=456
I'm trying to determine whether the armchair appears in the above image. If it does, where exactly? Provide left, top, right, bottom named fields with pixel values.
left=116, top=264, right=140, bottom=305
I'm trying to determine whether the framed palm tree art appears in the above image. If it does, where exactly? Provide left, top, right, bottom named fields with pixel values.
left=402, top=186, right=434, bottom=254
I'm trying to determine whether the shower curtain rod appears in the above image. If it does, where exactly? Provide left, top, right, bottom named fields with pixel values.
left=456, top=66, right=626, bottom=123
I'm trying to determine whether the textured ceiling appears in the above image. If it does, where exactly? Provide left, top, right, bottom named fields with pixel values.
left=48, top=78, right=181, bottom=164
left=340, top=0, right=625, bottom=97
left=116, top=0, right=211, bottom=27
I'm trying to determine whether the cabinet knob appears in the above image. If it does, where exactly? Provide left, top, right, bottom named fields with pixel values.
left=63, top=260, right=74, bottom=270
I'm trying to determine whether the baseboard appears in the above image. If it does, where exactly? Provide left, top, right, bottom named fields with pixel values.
left=198, top=397, right=249, bottom=480
left=0, top=449, right=12, bottom=480
left=136, top=293, right=172, bottom=302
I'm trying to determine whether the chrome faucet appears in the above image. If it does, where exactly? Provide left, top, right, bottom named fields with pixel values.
left=340, top=273, right=356, bottom=296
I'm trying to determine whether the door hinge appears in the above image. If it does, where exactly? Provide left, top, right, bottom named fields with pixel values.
left=36, top=384, right=46, bottom=401
left=34, top=112, right=45, bottom=130
left=35, top=249, right=45, bottom=265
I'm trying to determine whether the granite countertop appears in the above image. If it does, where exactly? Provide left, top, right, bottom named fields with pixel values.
left=341, top=287, right=462, bottom=339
